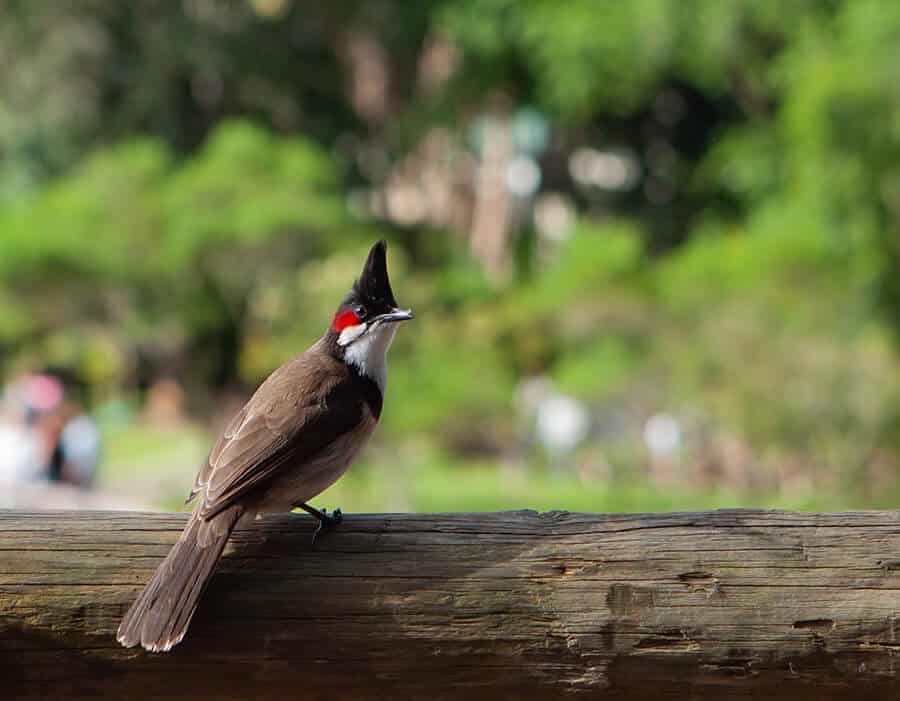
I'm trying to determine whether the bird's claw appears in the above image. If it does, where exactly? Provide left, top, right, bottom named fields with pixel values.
left=295, top=502, right=343, bottom=544
left=310, top=507, right=342, bottom=546
left=319, top=507, right=343, bottom=526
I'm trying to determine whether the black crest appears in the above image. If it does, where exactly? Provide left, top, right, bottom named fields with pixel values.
left=347, top=240, right=398, bottom=314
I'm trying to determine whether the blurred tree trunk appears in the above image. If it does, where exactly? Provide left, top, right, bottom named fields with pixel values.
left=470, top=114, right=513, bottom=282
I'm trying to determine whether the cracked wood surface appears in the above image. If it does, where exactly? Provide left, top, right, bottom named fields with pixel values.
left=2, top=508, right=900, bottom=699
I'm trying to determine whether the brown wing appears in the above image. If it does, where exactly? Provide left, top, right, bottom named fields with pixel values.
left=189, top=351, right=364, bottom=520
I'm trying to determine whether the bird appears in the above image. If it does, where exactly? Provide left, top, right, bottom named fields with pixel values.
left=117, top=240, right=413, bottom=653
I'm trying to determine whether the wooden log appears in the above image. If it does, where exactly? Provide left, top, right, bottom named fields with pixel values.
left=2, top=509, right=900, bottom=699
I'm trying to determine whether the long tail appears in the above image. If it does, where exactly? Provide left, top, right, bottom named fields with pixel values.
left=117, top=505, right=243, bottom=652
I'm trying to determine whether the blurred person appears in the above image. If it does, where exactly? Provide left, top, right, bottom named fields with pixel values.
left=0, top=384, right=44, bottom=483
left=19, top=373, right=102, bottom=488
left=41, top=402, right=102, bottom=488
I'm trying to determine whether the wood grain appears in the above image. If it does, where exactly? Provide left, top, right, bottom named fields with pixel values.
left=2, top=509, right=900, bottom=699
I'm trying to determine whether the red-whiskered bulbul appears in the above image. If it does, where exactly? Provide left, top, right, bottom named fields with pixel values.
left=117, top=240, right=413, bottom=652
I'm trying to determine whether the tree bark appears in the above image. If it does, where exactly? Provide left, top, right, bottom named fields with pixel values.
left=2, top=509, right=900, bottom=699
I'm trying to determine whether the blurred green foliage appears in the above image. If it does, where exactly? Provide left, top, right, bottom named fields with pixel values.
left=2, top=0, right=900, bottom=509
left=0, top=120, right=359, bottom=392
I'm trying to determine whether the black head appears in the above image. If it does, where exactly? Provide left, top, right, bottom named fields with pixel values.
left=329, top=240, right=413, bottom=342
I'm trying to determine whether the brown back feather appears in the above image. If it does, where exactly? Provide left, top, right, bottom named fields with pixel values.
left=193, top=346, right=379, bottom=520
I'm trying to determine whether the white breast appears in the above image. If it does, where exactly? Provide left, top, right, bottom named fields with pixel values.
left=341, top=322, right=398, bottom=392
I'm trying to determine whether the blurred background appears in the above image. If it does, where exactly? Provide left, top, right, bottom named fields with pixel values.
left=1, top=0, right=899, bottom=513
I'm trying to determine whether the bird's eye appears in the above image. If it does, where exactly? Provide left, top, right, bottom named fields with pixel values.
left=353, top=304, right=367, bottom=319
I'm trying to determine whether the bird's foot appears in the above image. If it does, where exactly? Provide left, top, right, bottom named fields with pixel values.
left=310, top=508, right=342, bottom=545
left=295, top=503, right=343, bottom=545
left=319, top=507, right=343, bottom=526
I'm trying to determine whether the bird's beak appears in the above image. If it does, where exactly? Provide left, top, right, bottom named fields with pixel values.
left=375, top=308, right=414, bottom=324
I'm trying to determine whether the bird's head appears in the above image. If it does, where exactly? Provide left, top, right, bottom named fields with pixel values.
left=329, top=240, right=413, bottom=386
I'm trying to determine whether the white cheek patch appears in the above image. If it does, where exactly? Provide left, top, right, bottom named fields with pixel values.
left=337, top=323, right=366, bottom=347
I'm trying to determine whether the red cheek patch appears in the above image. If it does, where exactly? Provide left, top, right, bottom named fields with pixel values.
left=332, top=309, right=361, bottom=333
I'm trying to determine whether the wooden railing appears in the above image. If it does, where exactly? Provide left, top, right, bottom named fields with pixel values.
left=3, top=509, right=900, bottom=699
